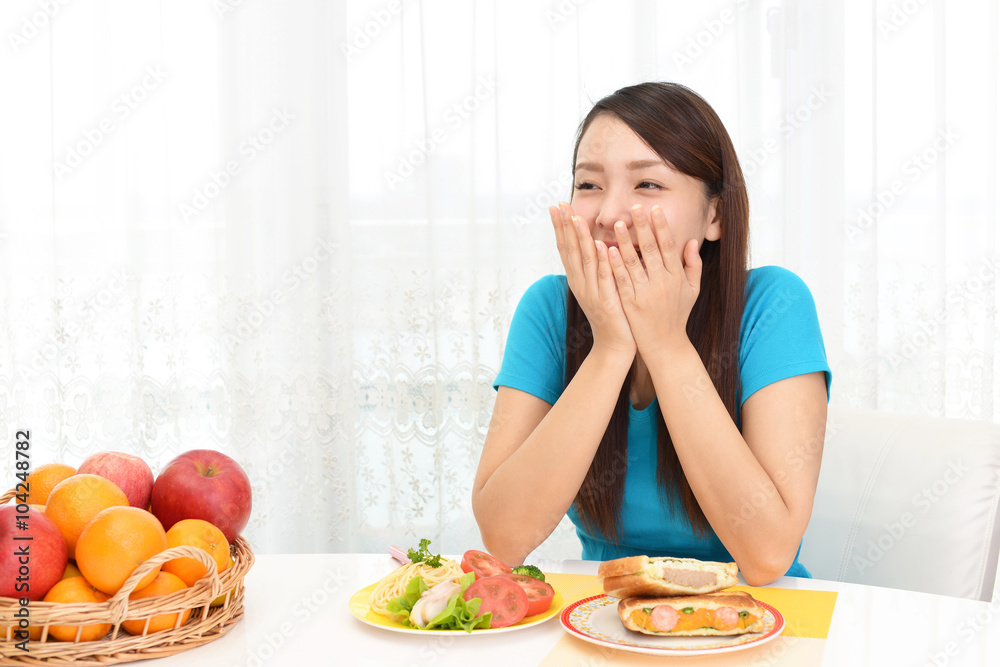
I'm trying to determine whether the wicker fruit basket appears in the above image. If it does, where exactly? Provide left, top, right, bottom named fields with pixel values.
left=0, top=489, right=254, bottom=664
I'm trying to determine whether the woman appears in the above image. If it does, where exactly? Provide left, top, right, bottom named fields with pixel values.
left=471, top=82, right=831, bottom=586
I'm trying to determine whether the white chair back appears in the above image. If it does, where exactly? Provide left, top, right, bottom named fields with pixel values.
left=801, top=406, right=1000, bottom=601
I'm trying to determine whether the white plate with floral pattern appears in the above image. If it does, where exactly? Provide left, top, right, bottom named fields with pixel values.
left=560, top=594, right=784, bottom=656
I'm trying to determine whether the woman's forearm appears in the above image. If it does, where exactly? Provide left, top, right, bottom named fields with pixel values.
left=644, top=340, right=826, bottom=585
left=473, top=346, right=633, bottom=565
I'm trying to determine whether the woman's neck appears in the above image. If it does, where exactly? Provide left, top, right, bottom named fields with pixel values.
left=630, top=354, right=656, bottom=410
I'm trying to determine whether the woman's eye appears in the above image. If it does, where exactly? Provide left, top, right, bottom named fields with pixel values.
left=637, top=181, right=661, bottom=189
left=574, top=182, right=596, bottom=190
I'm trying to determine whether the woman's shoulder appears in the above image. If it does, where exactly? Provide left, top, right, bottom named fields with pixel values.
left=747, top=265, right=810, bottom=289
left=745, top=265, right=817, bottom=308
left=516, top=274, right=568, bottom=311
left=505, top=274, right=570, bottom=340
left=525, top=273, right=568, bottom=296
left=740, top=265, right=831, bottom=402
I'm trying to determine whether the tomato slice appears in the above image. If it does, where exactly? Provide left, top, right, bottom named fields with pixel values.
left=460, top=550, right=512, bottom=580
left=501, top=574, right=555, bottom=617
left=463, top=575, right=528, bottom=629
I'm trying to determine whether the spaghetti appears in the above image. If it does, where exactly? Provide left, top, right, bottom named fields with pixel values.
left=368, top=559, right=465, bottom=618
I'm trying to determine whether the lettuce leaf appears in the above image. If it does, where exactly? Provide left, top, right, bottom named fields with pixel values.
left=386, top=571, right=491, bottom=633
left=385, top=575, right=426, bottom=619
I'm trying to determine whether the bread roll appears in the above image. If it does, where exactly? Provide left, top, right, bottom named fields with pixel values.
left=598, top=556, right=738, bottom=598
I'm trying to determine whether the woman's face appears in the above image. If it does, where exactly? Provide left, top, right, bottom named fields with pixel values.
left=571, top=114, right=721, bottom=258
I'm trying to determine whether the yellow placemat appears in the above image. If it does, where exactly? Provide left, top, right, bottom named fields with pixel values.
left=545, top=572, right=604, bottom=606
left=731, top=586, right=838, bottom=639
left=540, top=574, right=837, bottom=666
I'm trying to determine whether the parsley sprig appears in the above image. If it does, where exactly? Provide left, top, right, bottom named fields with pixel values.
left=407, top=538, right=444, bottom=568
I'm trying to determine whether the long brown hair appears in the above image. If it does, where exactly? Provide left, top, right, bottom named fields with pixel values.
left=568, top=82, right=749, bottom=542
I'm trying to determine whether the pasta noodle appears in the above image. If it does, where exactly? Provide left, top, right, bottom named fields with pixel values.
left=369, top=558, right=465, bottom=618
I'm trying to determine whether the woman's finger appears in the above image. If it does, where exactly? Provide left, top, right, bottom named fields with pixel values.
left=613, top=220, right=648, bottom=287
left=631, top=204, right=663, bottom=275
left=606, top=244, right=635, bottom=302
left=573, top=215, right=599, bottom=294
left=650, top=205, right=683, bottom=275
left=682, top=238, right=703, bottom=296
left=556, top=202, right=583, bottom=278
left=595, top=239, right=617, bottom=300
left=550, top=205, right=569, bottom=266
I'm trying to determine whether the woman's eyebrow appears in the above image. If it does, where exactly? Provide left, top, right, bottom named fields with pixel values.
left=575, top=159, right=665, bottom=172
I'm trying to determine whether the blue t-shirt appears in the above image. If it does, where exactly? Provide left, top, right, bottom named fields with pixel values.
left=493, top=266, right=832, bottom=577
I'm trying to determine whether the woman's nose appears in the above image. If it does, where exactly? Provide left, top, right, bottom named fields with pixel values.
left=594, top=191, right=634, bottom=231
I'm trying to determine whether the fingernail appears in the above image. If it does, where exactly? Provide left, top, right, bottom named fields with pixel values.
left=614, top=221, right=626, bottom=232
left=651, top=205, right=662, bottom=217
left=631, top=204, right=643, bottom=215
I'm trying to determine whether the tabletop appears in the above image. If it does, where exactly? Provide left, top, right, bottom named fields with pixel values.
left=110, top=553, right=1000, bottom=666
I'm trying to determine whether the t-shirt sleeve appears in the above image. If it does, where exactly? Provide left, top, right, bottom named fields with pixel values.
left=493, top=275, right=568, bottom=406
left=739, top=266, right=832, bottom=405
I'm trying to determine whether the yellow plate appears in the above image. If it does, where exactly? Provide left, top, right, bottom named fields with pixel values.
left=348, top=580, right=564, bottom=635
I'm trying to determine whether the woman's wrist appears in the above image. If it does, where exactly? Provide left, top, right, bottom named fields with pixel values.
left=636, top=332, right=695, bottom=365
left=586, top=341, right=636, bottom=372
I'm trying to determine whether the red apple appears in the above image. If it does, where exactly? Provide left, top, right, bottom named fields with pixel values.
left=151, top=449, right=252, bottom=542
left=1, top=505, right=69, bottom=600
left=77, top=451, right=155, bottom=509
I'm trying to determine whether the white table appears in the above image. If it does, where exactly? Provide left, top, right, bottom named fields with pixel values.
left=140, top=553, right=999, bottom=666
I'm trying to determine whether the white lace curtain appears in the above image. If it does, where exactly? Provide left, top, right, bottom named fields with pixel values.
left=1, top=0, right=997, bottom=558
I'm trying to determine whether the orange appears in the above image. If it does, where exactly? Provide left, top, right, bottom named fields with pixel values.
left=161, top=519, right=231, bottom=587
left=45, top=474, right=129, bottom=559
left=26, top=463, right=76, bottom=505
left=42, top=576, right=111, bottom=642
left=61, top=562, right=83, bottom=580
left=75, top=506, right=168, bottom=595
left=211, top=556, right=237, bottom=607
left=0, top=620, right=44, bottom=642
left=121, top=571, right=191, bottom=635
